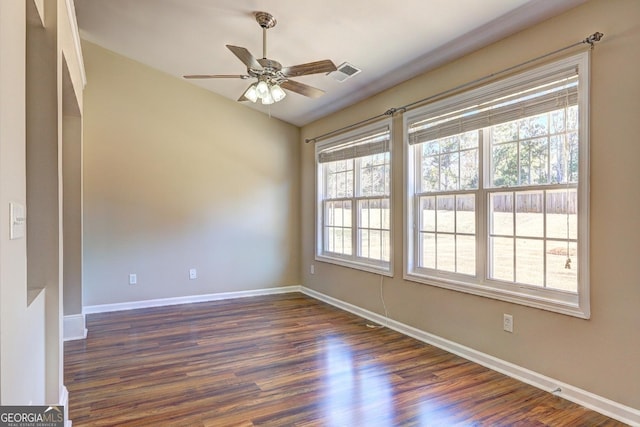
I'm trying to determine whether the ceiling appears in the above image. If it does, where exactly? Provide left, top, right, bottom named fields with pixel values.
left=74, top=0, right=585, bottom=127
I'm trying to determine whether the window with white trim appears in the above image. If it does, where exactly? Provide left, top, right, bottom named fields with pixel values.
left=316, top=121, right=392, bottom=275
left=405, top=53, right=590, bottom=317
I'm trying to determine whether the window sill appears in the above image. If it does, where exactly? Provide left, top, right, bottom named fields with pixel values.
left=404, top=270, right=590, bottom=319
left=316, top=254, right=393, bottom=277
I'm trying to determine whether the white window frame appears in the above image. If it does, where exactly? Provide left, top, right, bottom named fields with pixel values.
left=404, top=53, right=590, bottom=318
left=316, top=120, right=393, bottom=276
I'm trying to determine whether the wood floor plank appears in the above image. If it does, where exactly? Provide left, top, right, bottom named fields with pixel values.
left=65, top=293, right=626, bottom=426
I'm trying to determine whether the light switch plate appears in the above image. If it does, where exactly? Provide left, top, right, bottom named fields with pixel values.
left=10, top=202, right=25, bottom=240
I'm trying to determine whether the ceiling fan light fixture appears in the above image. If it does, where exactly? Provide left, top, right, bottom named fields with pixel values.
left=256, top=80, right=270, bottom=98
left=261, top=91, right=275, bottom=105
left=244, top=84, right=259, bottom=103
left=270, top=84, right=286, bottom=102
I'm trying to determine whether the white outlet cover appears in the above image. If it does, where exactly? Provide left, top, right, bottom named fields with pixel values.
left=503, top=314, right=513, bottom=332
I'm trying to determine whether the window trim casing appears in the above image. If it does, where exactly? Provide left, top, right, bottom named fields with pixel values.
left=403, top=52, right=590, bottom=318
left=315, top=119, right=394, bottom=276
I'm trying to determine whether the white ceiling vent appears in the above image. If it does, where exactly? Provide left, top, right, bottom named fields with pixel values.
left=328, top=62, right=362, bottom=82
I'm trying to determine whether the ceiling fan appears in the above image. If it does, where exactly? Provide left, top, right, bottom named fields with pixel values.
left=184, top=11, right=337, bottom=105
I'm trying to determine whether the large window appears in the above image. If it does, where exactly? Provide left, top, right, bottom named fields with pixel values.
left=405, top=53, right=589, bottom=317
left=316, top=121, right=392, bottom=275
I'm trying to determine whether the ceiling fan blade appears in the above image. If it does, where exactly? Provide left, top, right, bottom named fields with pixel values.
left=281, top=79, right=326, bottom=98
left=226, top=45, right=263, bottom=70
left=281, top=60, right=337, bottom=78
left=183, top=74, right=250, bottom=79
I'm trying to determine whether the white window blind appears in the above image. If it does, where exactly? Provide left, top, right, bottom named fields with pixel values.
left=407, top=66, right=578, bottom=146
left=317, top=126, right=390, bottom=163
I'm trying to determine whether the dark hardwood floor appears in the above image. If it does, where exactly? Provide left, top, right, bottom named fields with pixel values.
left=64, top=293, right=625, bottom=426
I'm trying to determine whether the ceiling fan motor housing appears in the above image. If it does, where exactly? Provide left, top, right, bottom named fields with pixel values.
left=255, top=12, right=277, bottom=29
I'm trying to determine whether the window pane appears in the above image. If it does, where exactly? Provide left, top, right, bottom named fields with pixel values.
left=421, top=155, right=439, bottom=192
left=343, top=229, right=352, bottom=255
left=358, top=198, right=390, bottom=262
left=546, top=189, right=577, bottom=240
left=369, top=200, right=382, bottom=228
left=515, top=238, right=544, bottom=286
left=359, top=200, right=369, bottom=228
left=519, top=113, right=549, bottom=138
left=420, top=197, right=436, bottom=232
left=359, top=229, right=370, bottom=259
left=326, top=227, right=353, bottom=256
left=490, top=193, right=513, bottom=236
left=516, top=191, right=543, bottom=238
left=336, top=172, right=347, bottom=197
left=381, top=199, right=390, bottom=229
left=456, top=194, right=475, bottom=234
left=440, top=152, right=459, bottom=191
left=568, top=131, right=579, bottom=183
left=519, top=137, right=548, bottom=185
left=492, top=142, right=517, bottom=186
left=424, top=140, right=439, bottom=156
left=547, top=241, right=577, bottom=292
left=460, top=149, right=479, bottom=190
left=457, top=235, right=476, bottom=275
left=326, top=171, right=337, bottom=198
left=381, top=231, right=391, bottom=262
left=359, top=154, right=389, bottom=197
left=437, top=234, right=456, bottom=272
left=421, top=233, right=436, bottom=269
left=549, top=135, right=567, bottom=184
left=490, top=236, right=514, bottom=282
left=550, top=109, right=565, bottom=134
left=437, top=196, right=455, bottom=233
left=459, top=131, right=479, bottom=150
left=440, top=136, right=459, bottom=153
left=567, top=105, right=579, bottom=131
left=492, top=121, right=518, bottom=144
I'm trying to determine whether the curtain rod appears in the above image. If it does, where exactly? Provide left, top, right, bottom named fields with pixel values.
left=305, top=32, right=603, bottom=144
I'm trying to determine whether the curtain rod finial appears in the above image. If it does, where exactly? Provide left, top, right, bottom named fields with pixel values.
left=584, top=32, right=604, bottom=47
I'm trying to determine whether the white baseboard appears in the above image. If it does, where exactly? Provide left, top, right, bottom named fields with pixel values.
left=82, top=286, right=303, bottom=314
left=63, top=314, right=87, bottom=341
left=300, top=286, right=640, bottom=426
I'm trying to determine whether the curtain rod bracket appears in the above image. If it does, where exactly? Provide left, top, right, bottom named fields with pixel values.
left=584, top=32, right=604, bottom=48
left=384, top=107, right=407, bottom=116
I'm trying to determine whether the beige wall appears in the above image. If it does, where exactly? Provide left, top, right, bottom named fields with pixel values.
left=82, top=41, right=301, bottom=306
left=2, top=0, right=84, bottom=407
left=301, top=0, right=640, bottom=410
left=0, top=0, right=34, bottom=404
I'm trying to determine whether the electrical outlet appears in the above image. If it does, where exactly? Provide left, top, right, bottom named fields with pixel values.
left=129, top=273, right=137, bottom=285
left=310, top=264, right=315, bottom=275
left=503, top=314, right=513, bottom=333
left=189, top=268, right=197, bottom=280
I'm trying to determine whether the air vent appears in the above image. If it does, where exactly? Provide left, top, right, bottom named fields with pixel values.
left=328, top=62, right=362, bottom=82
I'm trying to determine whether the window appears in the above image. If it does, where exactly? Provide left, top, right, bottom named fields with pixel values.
left=316, top=121, right=392, bottom=275
left=405, top=53, right=589, bottom=317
